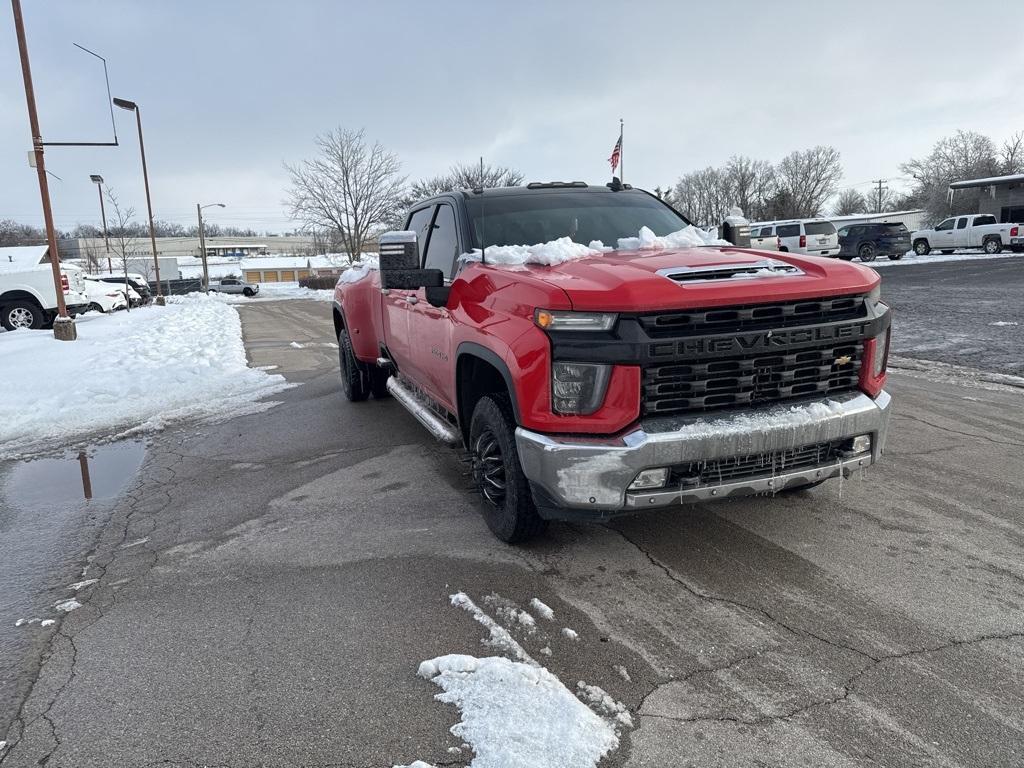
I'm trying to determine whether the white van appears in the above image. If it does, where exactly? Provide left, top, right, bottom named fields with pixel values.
left=769, top=219, right=840, bottom=257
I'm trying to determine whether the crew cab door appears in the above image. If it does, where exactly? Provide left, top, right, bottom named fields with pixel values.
left=932, top=218, right=956, bottom=250
left=407, top=202, right=460, bottom=411
left=382, top=205, right=435, bottom=373
left=954, top=216, right=971, bottom=248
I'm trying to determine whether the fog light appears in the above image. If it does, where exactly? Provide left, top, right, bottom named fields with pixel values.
left=628, top=468, right=669, bottom=490
left=845, top=435, right=872, bottom=455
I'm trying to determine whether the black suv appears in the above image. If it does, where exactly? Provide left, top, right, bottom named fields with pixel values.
left=836, top=223, right=911, bottom=262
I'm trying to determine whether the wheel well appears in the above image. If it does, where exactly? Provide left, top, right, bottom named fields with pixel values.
left=983, top=234, right=1001, bottom=242
left=0, top=290, right=43, bottom=308
left=332, top=307, right=345, bottom=337
left=778, top=246, right=789, bottom=252
left=457, top=353, right=514, bottom=446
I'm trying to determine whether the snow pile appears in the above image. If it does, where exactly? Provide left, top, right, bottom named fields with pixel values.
left=55, top=599, right=82, bottom=613
left=530, top=598, right=555, bottom=621
left=0, top=296, right=291, bottom=458
left=615, top=224, right=729, bottom=250
left=416, top=655, right=620, bottom=768
left=339, top=254, right=380, bottom=284
left=562, top=628, right=579, bottom=641
left=576, top=682, right=633, bottom=727
left=451, top=592, right=535, bottom=663
left=460, top=225, right=728, bottom=268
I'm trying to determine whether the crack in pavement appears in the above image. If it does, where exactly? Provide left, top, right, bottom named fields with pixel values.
left=614, top=527, right=1024, bottom=727
left=892, top=412, right=1024, bottom=449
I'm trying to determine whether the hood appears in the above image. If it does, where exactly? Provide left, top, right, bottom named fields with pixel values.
left=507, top=246, right=880, bottom=312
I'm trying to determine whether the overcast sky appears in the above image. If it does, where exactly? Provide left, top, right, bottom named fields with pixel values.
left=2, top=0, right=1022, bottom=233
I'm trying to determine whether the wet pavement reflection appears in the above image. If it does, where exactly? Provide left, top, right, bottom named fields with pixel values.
left=0, top=440, right=146, bottom=722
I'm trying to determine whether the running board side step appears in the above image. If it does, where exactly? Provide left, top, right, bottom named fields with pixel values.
left=386, top=377, right=460, bottom=444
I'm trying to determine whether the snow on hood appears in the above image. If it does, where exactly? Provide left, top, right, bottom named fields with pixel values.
left=459, top=225, right=728, bottom=268
left=338, top=254, right=379, bottom=284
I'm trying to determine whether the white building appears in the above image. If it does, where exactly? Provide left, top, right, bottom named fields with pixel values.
left=824, top=209, right=927, bottom=232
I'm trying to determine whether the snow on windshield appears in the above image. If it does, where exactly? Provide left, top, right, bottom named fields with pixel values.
left=460, top=225, right=728, bottom=267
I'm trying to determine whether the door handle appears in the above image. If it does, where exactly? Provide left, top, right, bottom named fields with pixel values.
left=404, top=295, right=418, bottom=305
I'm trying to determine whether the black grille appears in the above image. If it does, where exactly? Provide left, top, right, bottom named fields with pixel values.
left=669, top=440, right=845, bottom=486
left=643, top=341, right=861, bottom=415
left=639, top=295, right=866, bottom=338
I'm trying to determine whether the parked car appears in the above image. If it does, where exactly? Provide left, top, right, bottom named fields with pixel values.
left=90, top=272, right=152, bottom=305
left=748, top=225, right=781, bottom=251
left=334, top=183, right=892, bottom=542
left=82, top=275, right=129, bottom=313
left=0, top=247, right=91, bottom=330
left=911, top=214, right=1021, bottom=255
left=767, top=220, right=841, bottom=257
left=209, top=278, right=258, bottom=297
left=837, top=223, right=911, bottom=262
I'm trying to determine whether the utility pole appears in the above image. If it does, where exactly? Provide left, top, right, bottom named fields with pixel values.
left=197, top=202, right=225, bottom=294
left=11, top=0, right=75, bottom=340
left=871, top=178, right=889, bottom=214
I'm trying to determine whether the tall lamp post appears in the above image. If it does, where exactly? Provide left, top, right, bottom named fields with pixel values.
left=197, top=202, right=226, bottom=293
left=11, top=0, right=75, bottom=339
left=89, top=174, right=112, bottom=273
left=112, top=97, right=164, bottom=305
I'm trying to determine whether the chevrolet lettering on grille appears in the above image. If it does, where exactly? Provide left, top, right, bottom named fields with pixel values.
left=651, top=321, right=873, bottom=358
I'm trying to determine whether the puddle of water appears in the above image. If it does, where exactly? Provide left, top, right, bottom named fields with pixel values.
left=2, top=440, right=146, bottom=511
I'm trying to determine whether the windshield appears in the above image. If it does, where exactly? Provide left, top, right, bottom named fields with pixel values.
left=465, top=190, right=691, bottom=249
left=804, top=221, right=837, bottom=236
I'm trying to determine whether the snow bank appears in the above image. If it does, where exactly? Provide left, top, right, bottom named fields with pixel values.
left=0, top=296, right=291, bottom=458
left=872, top=250, right=1022, bottom=268
left=189, top=283, right=334, bottom=304
left=416, top=654, right=619, bottom=768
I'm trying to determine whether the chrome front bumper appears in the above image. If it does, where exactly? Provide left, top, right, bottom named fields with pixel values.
left=515, top=390, right=891, bottom=519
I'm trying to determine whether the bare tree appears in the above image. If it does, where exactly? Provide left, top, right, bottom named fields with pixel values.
left=901, top=130, right=1000, bottom=222
left=671, top=167, right=735, bottom=227
left=724, top=156, right=776, bottom=221
left=832, top=188, right=868, bottom=216
left=401, top=161, right=524, bottom=218
left=105, top=189, right=143, bottom=310
left=774, top=146, right=843, bottom=218
left=285, top=127, right=407, bottom=260
left=1000, top=131, right=1024, bottom=175
left=0, top=219, right=46, bottom=247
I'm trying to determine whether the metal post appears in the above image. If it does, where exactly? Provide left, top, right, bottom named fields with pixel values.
left=619, top=118, right=624, bottom=185
left=96, top=183, right=111, bottom=272
left=77, top=450, right=93, bottom=500
left=11, top=0, right=75, bottom=340
left=132, top=107, right=163, bottom=305
left=197, top=203, right=209, bottom=293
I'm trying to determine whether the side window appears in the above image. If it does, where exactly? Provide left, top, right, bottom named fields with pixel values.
left=760, top=226, right=773, bottom=236
left=837, top=227, right=849, bottom=237
left=777, top=224, right=800, bottom=237
left=936, top=218, right=954, bottom=231
left=956, top=217, right=969, bottom=229
left=422, top=203, right=459, bottom=279
left=973, top=215, right=996, bottom=226
left=405, top=206, right=436, bottom=253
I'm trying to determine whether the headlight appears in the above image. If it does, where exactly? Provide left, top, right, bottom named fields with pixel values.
left=535, top=309, right=617, bottom=332
left=867, top=284, right=881, bottom=304
left=872, top=326, right=891, bottom=377
left=551, top=362, right=611, bottom=415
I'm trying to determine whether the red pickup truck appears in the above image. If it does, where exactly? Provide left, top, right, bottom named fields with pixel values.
left=333, top=183, right=892, bottom=542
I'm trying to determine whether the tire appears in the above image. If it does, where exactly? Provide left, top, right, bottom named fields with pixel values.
left=940, top=250, right=954, bottom=255
left=243, top=287, right=255, bottom=297
left=469, top=394, right=547, bottom=543
left=337, top=327, right=369, bottom=401
left=983, top=238, right=1002, bottom=254
left=857, top=243, right=877, bottom=263
left=913, top=240, right=930, bottom=256
left=1, top=300, right=45, bottom=331
left=89, top=302, right=105, bottom=313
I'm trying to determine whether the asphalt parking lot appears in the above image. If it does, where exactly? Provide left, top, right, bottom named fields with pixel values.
left=1, top=260, right=1022, bottom=767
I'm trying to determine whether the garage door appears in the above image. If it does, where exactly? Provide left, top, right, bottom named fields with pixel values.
left=280, top=270, right=296, bottom=282
left=297, top=270, right=310, bottom=279
left=262, top=271, right=279, bottom=283
left=245, top=271, right=261, bottom=283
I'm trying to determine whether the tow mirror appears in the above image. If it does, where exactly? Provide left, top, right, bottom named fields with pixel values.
left=378, top=230, right=444, bottom=291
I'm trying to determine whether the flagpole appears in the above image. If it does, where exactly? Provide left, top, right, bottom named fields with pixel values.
left=619, top=118, right=624, bottom=183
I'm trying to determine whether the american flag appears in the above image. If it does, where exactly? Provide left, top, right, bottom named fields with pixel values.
left=608, top=135, right=621, bottom=172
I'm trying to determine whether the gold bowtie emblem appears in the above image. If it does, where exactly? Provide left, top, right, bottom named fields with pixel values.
left=834, top=354, right=853, bottom=366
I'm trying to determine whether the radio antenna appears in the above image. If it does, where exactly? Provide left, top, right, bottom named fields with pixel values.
left=479, top=155, right=486, bottom=264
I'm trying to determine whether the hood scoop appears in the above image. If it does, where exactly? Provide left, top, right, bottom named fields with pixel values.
left=656, top=258, right=803, bottom=285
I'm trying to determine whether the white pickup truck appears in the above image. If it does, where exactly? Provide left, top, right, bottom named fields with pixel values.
left=0, top=246, right=91, bottom=330
left=911, top=214, right=1022, bottom=256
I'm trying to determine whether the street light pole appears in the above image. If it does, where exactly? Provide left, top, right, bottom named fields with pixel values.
left=90, top=174, right=111, bottom=272
left=197, top=202, right=225, bottom=294
left=11, top=0, right=75, bottom=340
left=113, top=97, right=164, bottom=305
